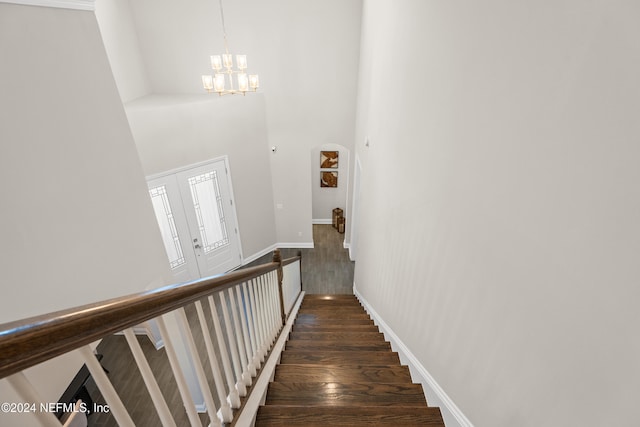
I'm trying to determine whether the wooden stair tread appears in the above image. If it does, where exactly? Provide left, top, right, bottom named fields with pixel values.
left=301, top=302, right=363, bottom=308
left=299, top=309, right=367, bottom=315
left=301, top=298, right=360, bottom=303
left=292, top=324, right=379, bottom=332
left=265, top=382, right=427, bottom=406
left=300, top=305, right=365, bottom=310
left=304, top=294, right=358, bottom=301
left=285, top=341, right=391, bottom=352
left=274, top=364, right=412, bottom=383
left=289, top=331, right=386, bottom=341
left=255, top=406, right=445, bottom=426
left=300, top=304, right=363, bottom=310
left=294, top=317, right=374, bottom=326
left=296, top=313, right=372, bottom=320
left=280, top=350, right=401, bottom=365
left=302, top=295, right=359, bottom=302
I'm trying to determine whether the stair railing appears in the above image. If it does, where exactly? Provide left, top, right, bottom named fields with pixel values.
left=0, top=249, right=302, bottom=427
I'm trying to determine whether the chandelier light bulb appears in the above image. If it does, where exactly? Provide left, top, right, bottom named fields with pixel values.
left=249, top=75, right=259, bottom=90
left=223, top=54, right=233, bottom=69
left=202, top=75, right=214, bottom=92
left=214, top=74, right=226, bottom=93
left=236, top=55, right=247, bottom=70
left=211, top=55, right=222, bottom=72
left=238, top=73, right=249, bottom=92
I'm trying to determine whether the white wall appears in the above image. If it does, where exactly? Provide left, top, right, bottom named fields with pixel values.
left=260, top=0, right=361, bottom=244
left=0, top=3, right=171, bottom=424
left=94, top=0, right=151, bottom=103
left=125, top=94, right=277, bottom=261
left=354, top=1, right=640, bottom=426
left=99, top=0, right=362, bottom=247
left=311, top=144, right=350, bottom=222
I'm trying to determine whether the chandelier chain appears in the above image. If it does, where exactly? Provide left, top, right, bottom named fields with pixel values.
left=218, top=0, right=229, bottom=52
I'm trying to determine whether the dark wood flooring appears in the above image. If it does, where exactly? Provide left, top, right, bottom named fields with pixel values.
left=85, top=309, right=212, bottom=426
left=247, top=224, right=355, bottom=294
left=255, top=295, right=445, bottom=426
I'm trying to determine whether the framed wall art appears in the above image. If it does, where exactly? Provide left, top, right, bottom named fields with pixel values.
left=320, top=151, right=339, bottom=168
left=321, top=171, right=338, bottom=188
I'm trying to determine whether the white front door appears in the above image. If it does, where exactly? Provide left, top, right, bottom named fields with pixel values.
left=147, top=158, right=242, bottom=281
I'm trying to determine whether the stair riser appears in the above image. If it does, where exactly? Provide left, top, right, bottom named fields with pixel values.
left=280, top=351, right=401, bottom=365
left=292, top=325, right=380, bottom=332
left=255, top=406, right=445, bottom=426
left=289, top=332, right=386, bottom=341
left=274, top=365, right=412, bottom=383
left=294, top=318, right=375, bottom=326
left=298, top=313, right=369, bottom=319
left=285, top=343, right=391, bottom=352
left=265, top=382, right=427, bottom=407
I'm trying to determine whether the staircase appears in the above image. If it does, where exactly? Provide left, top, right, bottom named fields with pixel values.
left=255, top=294, right=446, bottom=426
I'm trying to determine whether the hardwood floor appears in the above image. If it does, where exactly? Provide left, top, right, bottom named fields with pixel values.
left=247, top=224, right=355, bottom=294
left=255, top=295, right=445, bottom=426
left=84, top=333, right=209, bottom=427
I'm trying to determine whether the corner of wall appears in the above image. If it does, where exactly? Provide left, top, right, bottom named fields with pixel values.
left=1, top=0, right=94, bottom=11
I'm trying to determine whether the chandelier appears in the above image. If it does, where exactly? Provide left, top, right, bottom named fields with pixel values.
left=202, top=0, right=259, bottom=95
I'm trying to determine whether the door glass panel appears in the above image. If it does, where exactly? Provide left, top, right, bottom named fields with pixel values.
left=188, top=171, right=229, bottom=253
left=149, top=185, right=186, bottom=269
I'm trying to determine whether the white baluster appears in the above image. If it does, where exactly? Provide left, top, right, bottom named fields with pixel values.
left=219, top=292, right=247, bottom=397
left=156, top=316, right=203, bottom=427
left=123, top=328, right=177, bottom=427
left=242, top=281, right=259, bottom=370
left=255, top=275, right=269, bottom=352
left=262, top=273, right=273, bottom=348
left=228, top=286, right=252, bottom=386
left=175, top=308, right=221, bottom=427
left=6, top=372, right=61, bottom=427
left=271, top=271, right=280, bottom=332
left=236, top=284, right=257, bottom=377
left=248, top=278, right=266, bottom=363
left=208, top=295, right=241, bottom=408
left=194, top=300, right=233, bottom=423
left=265, top=271, right=278, bottom=345
left=78, top=345, right=135, bottom=427
left=274, top=270, right=284, bottom=329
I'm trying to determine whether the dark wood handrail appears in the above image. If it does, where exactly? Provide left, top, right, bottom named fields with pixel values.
left=282, top=256, right=300, bottom=267
left=0, top=254, right=301, bottom=380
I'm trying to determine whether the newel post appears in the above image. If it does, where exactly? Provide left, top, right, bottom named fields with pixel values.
left=273, top=249, right=286, bottom=323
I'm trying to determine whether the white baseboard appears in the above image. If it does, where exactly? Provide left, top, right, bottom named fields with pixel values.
left=354, top=285, right=474, bottom=427
left=312, top=219, right=333, bottom=224
left=277, top=242, right=314, bottom=249
left=243, top=242, right=316, bottom=266
left=242, top=244, right=278, bottom=265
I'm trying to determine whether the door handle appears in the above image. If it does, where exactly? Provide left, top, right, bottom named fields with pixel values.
left=194, top=244, right=201, bottom=249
